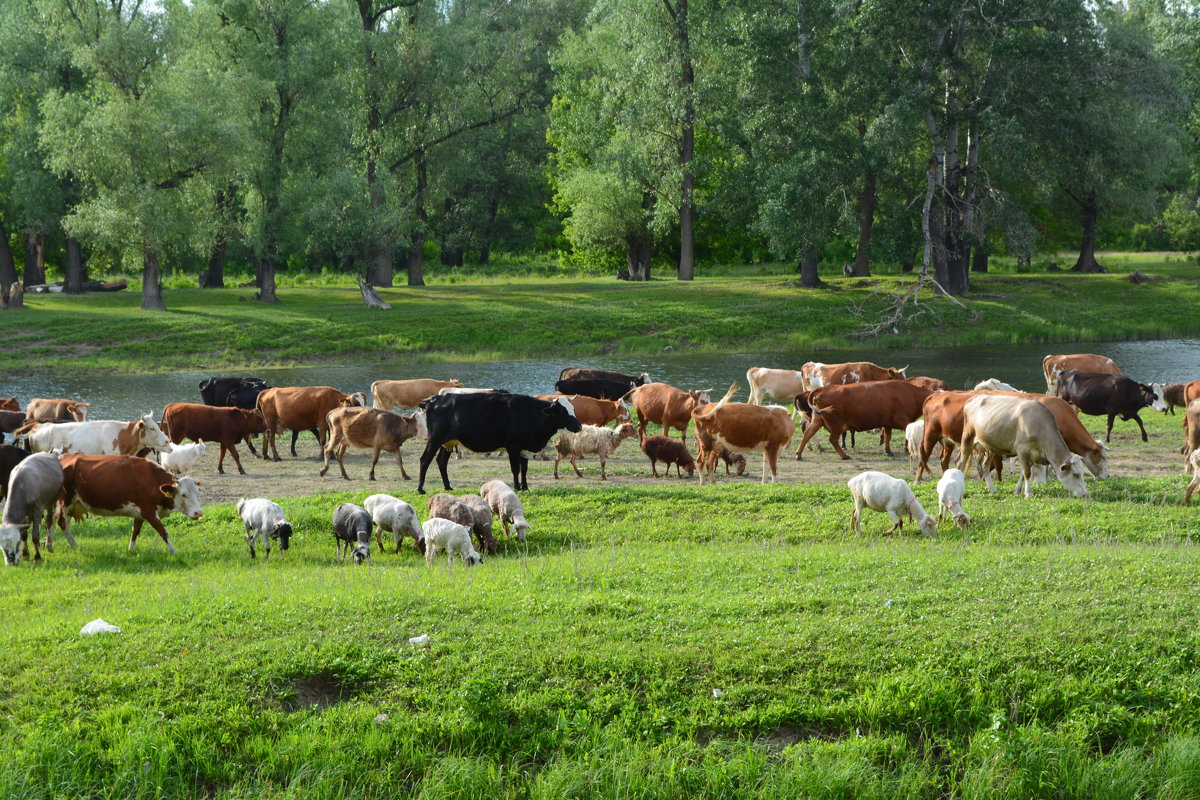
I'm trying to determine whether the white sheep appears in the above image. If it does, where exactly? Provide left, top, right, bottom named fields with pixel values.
left=236, top=498, right=293, bottom=559
left=159, top=441, right=207, bottom=475
left=553, top=423, right=637, bottom=480
left=936, top=468, right=971, bottom=530
left=421, top=517, right=481, bottom=567
left=479, top=479, right=530, bottom=541
left=904, top=420, right=925, bottom=469
left=363, top=494, right=423, bottom=553
left=973, top=378, right=1020, bottom=393
left=848, top=470, right=938, bottom=537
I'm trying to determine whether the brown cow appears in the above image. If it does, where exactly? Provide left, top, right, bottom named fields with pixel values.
left=26, top=398, right=90, bottom=422
left=536, top=394, right=631, bottom=427
left=627, top=383, right=712, bottom=441
left=0, top=397, right=18, bottom=412
left=1183, top=400, right=1200, bottom=461
left=1184, top=380, right=1200, bottom=407
left=371, top=379, right=463, bottom=410
left=812, top=361, right=908, bottom=388
left=795, top=381, right=933, bottom=460
left=161, top=402, right=268, bottom=475
left=321, top=406, right=422, bottom=481
left=56, top=453, right=204, bottom=554
left=1163, top=382, right=1189, bottom=415
left=906, top=376, right=949, bottom=393
left=1042, top=353, right=1120, bottom=394
left=256, top=386, right=367, bottom=461
left=691, top=385, right=795, bottom=483
left=0, top=410, right=28, bottom=440
left=917, top=391, right=1109, bottom=483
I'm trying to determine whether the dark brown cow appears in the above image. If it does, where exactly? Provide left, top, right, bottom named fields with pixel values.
left=536, top=394, right=631, bottom=427
left=26, top=398, right=90, bottom=422
left=256, top=387, right=368, bottom=461
left=0, top=444, right=30, bottom=500
left=161, top=402, right=268, bottom=474
left=321, top=406, right=422, bottom=481
left=1164, top=383, right=1189, bottom=415
left=0, top=410, right=28, bottom=440
left=795, top=381, right=933, bottom=460
left=812, top=361, right=908, bottom=387
left=627, top=383, right=712, bottom=441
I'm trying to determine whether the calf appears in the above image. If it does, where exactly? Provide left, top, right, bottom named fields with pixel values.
left=628, top=383, right=712, bottom=441
left=236, top=498, right=292, bottom=559
left=56, top=454, right=203, bottom=553
left=427, top=493, right=498, bottom=554
left=479, top=480, right=530, bottom=541
left=417, top=392, right=581, bottom=493
left=847, top=471, right=938, bottom=537
left=1043, top=353, right=1120, bottom=394
left=690, top=385, right=795, bottom=484
left=642, top=434, right=695, bottom=477
left=19, top=413, right=169, bottom=456
left=0, top=444, right=30, bottom=500
left=321, top=406, right=422, bottom=481
left=256, top=386, right=368, bottom=460
left=158, top=441, right=206, bottom=475
left=26, top=398, right=90, bottom=422
left=372, top=378, right=465, bottom=409
left=422, top=517, right=481, bottom=567
left=0, top=453, right=64, bottom=565
left=161, top=402, right=268, bottom=474
left=1055, top=370, right=1167, bottom=442
left=795, top=381, right=933, bottom=460
left=332, top=503, right=372, bottom=564
left=936, top=468, right=970, bottom=530
left=553, top=423, right=637, bottom=480
left=363, top=494, right=423, bottom=553
left=536, top=394, right=631, bottom=428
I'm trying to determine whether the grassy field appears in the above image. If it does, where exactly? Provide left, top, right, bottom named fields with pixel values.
left=3, top=406, right=1200, bottom=798
left=4, top=252, right=1199, bottom=375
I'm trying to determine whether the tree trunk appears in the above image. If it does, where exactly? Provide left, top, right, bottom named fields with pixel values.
left=360, top=4, right=394, bottom=289
left=141, top=246, right=166, bottom=311
left=1070, top=191, right=1105, bottom=273
left=900, top=260, right=914, bottom=274
left=479, top=243, right=490, bottom=266
left=258, top=257, right=278, bottom=303
left=23, top=231, right=45, bottom=286
left=675, top=0, right=695, bottom=281
left=939, top=118, right=969, bottom=296
left=64, top=237, right=84, bottom=294
left=202, top=188, right=231, bottom=288
left=478, top=195, right=499, bottom=266
left=851, top=169, right=876, bottom=276
left=797, top=246, right=821, bottom=287
left=971, top=243, right=988, bottom=273
left=0, top=218, right=17, bottom=289
left=406, top=152, right=429, bottom=287
left=625, top=234, right=652, bottom=281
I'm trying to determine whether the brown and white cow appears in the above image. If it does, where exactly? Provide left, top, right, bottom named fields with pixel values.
left=26, top=398, right=90, bottom=422
left=691, top=385, right=795, bottom=484
left=627, top=383, right=712, bottom=441
left=321, top=406, right=423, bottom=481
left=795, top=381, right=933, bottom=460
left=371, top=379, right=463, bottom=410
left=536, top=394, right=631, bottom=428
left=1042, top=353, right=1120, bottom=394
left=56, top=453, right=204, bottom=554
left=745, top=367, right=808, bottom=406
left=18, top=414, right=169, bottom=456
left=256, top=386, right=368, bottom=461
left=810, top=361, right=908, bottom=388
left=160, top=402, right=268, bottom=475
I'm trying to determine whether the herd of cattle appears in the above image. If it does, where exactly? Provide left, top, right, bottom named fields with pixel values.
left=1, top=352, right=1198, bottom=565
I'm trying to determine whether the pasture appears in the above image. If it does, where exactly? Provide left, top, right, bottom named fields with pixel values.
left=3, top=397, right=1200, bottom=798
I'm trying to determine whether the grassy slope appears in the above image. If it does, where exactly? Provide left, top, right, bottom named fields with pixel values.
left=3, top=253, right=1200, bottom=375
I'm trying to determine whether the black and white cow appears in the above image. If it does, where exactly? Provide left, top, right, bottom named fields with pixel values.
left=554, top=377, right=636, bottom=401
left=1055, top=370, right=1168, bottom=443
left=417, top=393, right=582, bottom=493
left=1, top=452, right=65, bottom=565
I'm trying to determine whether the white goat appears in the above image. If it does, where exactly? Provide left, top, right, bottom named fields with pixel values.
left=159, top=441, right=206, bottom=475
left=973, top=378, right=1020, bottom=393
left=553, top=423, right=637, bottom=480
left=904, top=420, right=925, bottom=469
left=421, top=517, right=481, bottom=567
left=363, top=494, right=423, bottom=553
left=936, top=468, right=971, bottom=530
left=479, top=479, right=531, bottom=541
left=236, top=498, right=293, bottom=559
left=848, top=471, right=938, bottom=537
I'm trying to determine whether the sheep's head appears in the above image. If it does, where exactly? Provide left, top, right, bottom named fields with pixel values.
left=917, top=515, right=939, bottom=538
left=464, top=551, right=482, bottom=567
left=352, top=544, right=370, bottom=565
left=953, top=512, right=971, bottom=531
left=274, top=521, right=293, bottom=551
left=0, top=524, right=22, bottom=566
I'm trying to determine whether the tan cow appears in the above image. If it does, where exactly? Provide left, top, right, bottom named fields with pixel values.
left=27, top=398, right=90, bottom=422
left=1183, top=400, right=1200, bottom=463
left=371, top=379, right=464, bottom=410
left=1042, top=353, right=1120, bottom=394
left=256, top=386, right=368, bottom=461
left=321, top=406, right=423, bottom=481
left=627, top=383, right=712, bottom=441
left=691, top=385, right=795, bottom=484
left=745, top=367, right=807, bottom=405
left=536, top=394, right=631, bottom=427
left=813, top=361, right=908, bottom=387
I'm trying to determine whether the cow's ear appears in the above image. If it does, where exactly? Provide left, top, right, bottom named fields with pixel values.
left=159, top=483, right=177, bottom=499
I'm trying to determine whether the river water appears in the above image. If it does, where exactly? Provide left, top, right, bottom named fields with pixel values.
left=6, top=340, right=1200, bottom=421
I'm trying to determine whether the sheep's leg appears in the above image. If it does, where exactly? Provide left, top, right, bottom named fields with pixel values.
left=553, top=451, right=563, bottom=479
left=375, top=524, right=385, bottom=553
left=245, top=521, right=256, bottom=558
left=885, top=510, right=902, bottom=536
left=571, top=454, right=584, bottom=478
left=650, top=459, right=660, bottom=478
left=598, top=455, right=607, bottom=480
left=1187, top=473, right=1200, bottom=506
left=851, top=499, right=863, bottom=534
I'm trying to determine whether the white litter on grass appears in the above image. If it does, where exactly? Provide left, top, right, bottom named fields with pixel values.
left=80, top=618, right=121, bottom=636
left=712, top=689, right=724, bottom=698
left=408, top=634, right=429, bottom=647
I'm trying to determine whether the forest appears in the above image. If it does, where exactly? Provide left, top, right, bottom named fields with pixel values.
left=1, top=0, right=1198, bottom=310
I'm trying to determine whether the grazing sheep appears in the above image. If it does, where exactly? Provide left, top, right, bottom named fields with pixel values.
left=936, top=469, right=971, bottom=530
left=1186, top=449, right=1200, bottom=506
left=847, top=471, right=938, bottom=537
left=480, top=479, right=530, bottom=541
left=237, top=498, right=292, bottom=559
left=642, top=434, right=695, bottom=477
left=332, top=503, right=373, bottom=564
left=159, top=441, right=207, bottom=475
left=427, top=493, right=498, bottom=553
left=422, top=517, right=481, bottom=567
left=0, top=453, right=64, bottom=565
left=363, top=494, right=423, bottom=553
left=973, top=378, right=1020, bottom=393
left=554, top=423, right=637, bottom=480
left=904, top=420, right=925, bottom=469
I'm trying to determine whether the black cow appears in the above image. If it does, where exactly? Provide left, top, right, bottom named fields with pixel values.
left=418, top=393, right=583, bottom=493
left=1056, top=369, right=1168, bottom=442
left=554, top=377, right=636, bottom=401
left=558, top=367, right=651, bottom=387
left=199, top=377, right=270, bottom=454
left=0, top=444, right=30, bottom=500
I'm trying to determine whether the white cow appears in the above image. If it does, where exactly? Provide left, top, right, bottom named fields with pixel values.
left=19, top=413, right=169, bottom=456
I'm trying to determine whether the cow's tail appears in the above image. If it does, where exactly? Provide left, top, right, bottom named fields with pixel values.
left=12, top=420, right=39, bottom=439
left=694, top=383, right=737, bottom=420
left=620, top=386, right=638, bottom=404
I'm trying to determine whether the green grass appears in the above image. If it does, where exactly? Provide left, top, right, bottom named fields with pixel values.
left=5, top=251, right=1200, bottom=375
left=4, top=470, right=1200, bottom=799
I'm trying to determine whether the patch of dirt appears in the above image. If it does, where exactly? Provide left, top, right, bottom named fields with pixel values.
left=280, top=671, right=357, bottom=712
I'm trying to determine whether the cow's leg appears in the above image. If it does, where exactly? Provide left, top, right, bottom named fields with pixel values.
left=417, top=440, right=441, bottom=494
left=54, top=500, right=78, bottom=549
left=269, top=428, right=282, bottom=462
left=1187, top=473, right=1200, bottom=506
left=290, top=430, right=301, bottom=457
left=396, top=449, right=410, bottom=481
left=366, top=447, right=383, bottom=481
left=337, top=445, right=352, bottom=481
left=764, top=446, right=779, bottom=483
left=228, top=443, right=247, bottom=475
left=828, top=430, right=851, bottom=460
left=243, top=432, right=259, bottom=456
left=794, top=419, right=823, bottom=459
left=882, top=428, right=894, bottom=456
left=1131, top=413, right=1149, bottom=442
left=435, top=446, right=453, bottom=491
left=129, top=518, right=143, bottom=551
left=1106, top=414, right=1116, bottom=443
left=319, top=435, right=336, bottom=476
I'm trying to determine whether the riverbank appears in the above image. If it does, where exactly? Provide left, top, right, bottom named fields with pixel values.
left=5, top=254, right=1200, bottom=375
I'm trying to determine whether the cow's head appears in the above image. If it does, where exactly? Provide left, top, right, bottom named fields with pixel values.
left=68, top=402, right=91, bottom=421
left=139, top=413, right=170, bottom=451
left=449, top=379, right=464, bottom=388
left=0, top=524, right=22, bottom=566
left=1053, top=454, right=1089, bottom=499
left=1085, top=439, right=1110, bottom=479
left=547, top=397, right=582, bottom=432
left=1144, top=383, right=1168, bottom=413
left=691, top=389, right=713, bottom=405
left=162, top=476, right=204, bottom=520
left=274, top=519, right=292, bottom=552
left=888, top=366, right=910, bottom=380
